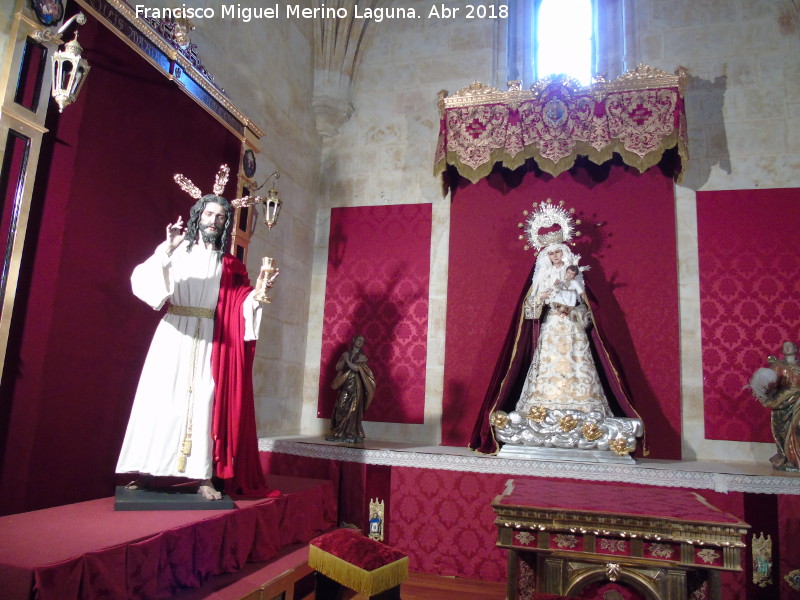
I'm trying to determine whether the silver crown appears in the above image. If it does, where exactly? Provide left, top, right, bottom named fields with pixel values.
left=517, top=199, right=582, bottom=252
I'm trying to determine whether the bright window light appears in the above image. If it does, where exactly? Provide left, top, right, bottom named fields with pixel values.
left=536, top=0, right=594, bottom=86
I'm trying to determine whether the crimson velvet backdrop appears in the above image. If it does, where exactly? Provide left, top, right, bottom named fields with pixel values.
left=443, top=162, right=682, bottom=458
left=697, top=188, right=800, bottom=442
left=0, top=15, right=242, bottom=515
left=318, top=204, right=431, bottom=425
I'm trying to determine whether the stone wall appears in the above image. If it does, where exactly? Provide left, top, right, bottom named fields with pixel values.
left=302, top=0, right=500, bottom=442
left=0, top=0, right=14, bottom=60
left=185, top=10, right=321, bottom=437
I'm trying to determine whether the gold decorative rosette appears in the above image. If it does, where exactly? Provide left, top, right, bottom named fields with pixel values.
left=527, top=406, right=547, bottom=423
left=490, top=411, right=509, bottom=430
left=582, top=423, right=603, bottom=441
left=609, top=438, right=633, bottom=456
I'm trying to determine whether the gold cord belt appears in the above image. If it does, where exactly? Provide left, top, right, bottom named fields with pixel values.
left=167, top=304, right=215, bottom=319
left=166, top=303, right=214, bottom=472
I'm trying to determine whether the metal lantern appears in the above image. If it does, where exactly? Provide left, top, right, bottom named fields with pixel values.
left=262, top=184, right=282, bottom=229
left=232, top=170, right=283, bottom=231
left=51, top=33, right=90, bottom=112
left=230, top=170, right=283, bottom=304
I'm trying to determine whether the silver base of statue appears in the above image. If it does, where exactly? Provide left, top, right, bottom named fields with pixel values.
left=492, top=408, right=643, bottom=464
left=498, top=444, right=635, bottom=464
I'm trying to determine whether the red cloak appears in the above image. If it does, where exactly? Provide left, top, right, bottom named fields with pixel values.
left=210, top=255, right=274, bottom=497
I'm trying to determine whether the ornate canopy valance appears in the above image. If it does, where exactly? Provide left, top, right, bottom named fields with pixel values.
left=434, top=65, right=688, bottom=185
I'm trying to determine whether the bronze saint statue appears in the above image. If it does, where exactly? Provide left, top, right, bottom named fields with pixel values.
left=326, top=335, right=376, bottom=444
left=750, top=341, right=800, bottom=471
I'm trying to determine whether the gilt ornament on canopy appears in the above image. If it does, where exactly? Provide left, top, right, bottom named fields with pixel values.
left=434, top=65, right=688, bottom=186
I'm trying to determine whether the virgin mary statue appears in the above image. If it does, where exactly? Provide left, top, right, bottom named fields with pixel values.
left=517, top=242, right=612, bottom=416
left=469, top=201, right=643, bottom=457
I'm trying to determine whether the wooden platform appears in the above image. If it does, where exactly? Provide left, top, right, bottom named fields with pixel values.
left=167, top=543, right=315, bottom=600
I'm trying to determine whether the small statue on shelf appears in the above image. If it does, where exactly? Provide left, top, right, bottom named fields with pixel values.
left=749, top=340, right=800, bottom=471
left=326, top=335, right=376, bottom=444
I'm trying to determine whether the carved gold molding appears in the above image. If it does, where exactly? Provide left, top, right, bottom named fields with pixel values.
left=72, top=0, right=264, bottom=140
left=439, top=64, right=688, bottom=111
left=0, top=1, right=56, bottom=382
left=494, top=505, right=748, bottom=553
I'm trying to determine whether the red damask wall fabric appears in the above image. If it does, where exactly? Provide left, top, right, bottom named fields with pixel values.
left=318, top=204, right=431, bottom=425
left=443, top=162, right=681, bottom=458
left=389, top=467, right=508, bottom=581
left=697, top=188, right=800, bottom=442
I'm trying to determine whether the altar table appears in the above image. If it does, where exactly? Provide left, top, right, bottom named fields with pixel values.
left=491, top=479, right=750, bottom=600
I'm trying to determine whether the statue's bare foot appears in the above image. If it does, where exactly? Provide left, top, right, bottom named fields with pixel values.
left=124, top=475, right=153, bottom=490
left=197, top=479, right=222, bottom=500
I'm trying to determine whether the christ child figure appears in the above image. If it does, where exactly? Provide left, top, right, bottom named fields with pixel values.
left=549, top=264, right=583, bottom=314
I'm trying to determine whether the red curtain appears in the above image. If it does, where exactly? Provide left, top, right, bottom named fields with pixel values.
left=443, top=160, right=682, bottom=459
left=318, top=204, right=431, bottom=425
left=0, top=14, right=242, bottom=514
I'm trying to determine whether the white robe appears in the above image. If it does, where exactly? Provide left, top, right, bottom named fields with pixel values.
left=116, top=242, right=261, bottom=480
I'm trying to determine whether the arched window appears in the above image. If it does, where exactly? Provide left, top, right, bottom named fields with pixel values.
left=534, top=0, right=594, bottom=85
left=502, top=0, right=631, bottom=88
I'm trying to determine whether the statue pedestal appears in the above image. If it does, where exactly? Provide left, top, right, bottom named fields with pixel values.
left=497, top=444, right=635, bottom=464
left=113, top=486, right=235, bottom=511
left=493, top=409, right=644, bottom=460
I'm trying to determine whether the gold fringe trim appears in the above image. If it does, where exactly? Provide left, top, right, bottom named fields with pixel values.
left=435, top=135, right=687, bottom=188
left=308, top=544, right=409, bottom=596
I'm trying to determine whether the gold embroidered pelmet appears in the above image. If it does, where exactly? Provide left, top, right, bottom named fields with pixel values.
left=434, top=65, right=688, bottom=188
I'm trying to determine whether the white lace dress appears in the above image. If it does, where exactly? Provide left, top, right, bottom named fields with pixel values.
left=517, top=264, right=611, bottom=415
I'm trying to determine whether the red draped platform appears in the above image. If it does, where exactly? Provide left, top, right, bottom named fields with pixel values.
left=0, top=475, right=336, bottom=600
